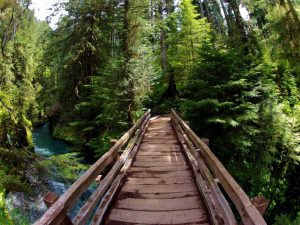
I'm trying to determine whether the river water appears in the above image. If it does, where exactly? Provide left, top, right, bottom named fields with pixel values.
left=31, top=123, right=93, bottom=222
left=5, top=123, right=93, bottom=224
left=32, top=123, right=70, bottom=157
left=32, top=123, right=72, bottom=196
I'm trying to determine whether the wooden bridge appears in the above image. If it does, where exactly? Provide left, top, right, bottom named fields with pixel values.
left=34, top=110, right=269, bottom=225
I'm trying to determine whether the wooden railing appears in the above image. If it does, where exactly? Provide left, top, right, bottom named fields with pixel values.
left=171, top=109, right=268, bottom=225
left=34, top=110, right=151, bottom=225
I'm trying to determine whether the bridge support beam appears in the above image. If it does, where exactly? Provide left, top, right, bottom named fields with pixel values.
left=252, top=196, right=269, bottom=215
left=43, top=192, right=74, bottom=225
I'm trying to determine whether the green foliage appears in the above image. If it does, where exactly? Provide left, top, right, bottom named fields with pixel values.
left=8, top=208, right=30, bottom=225
left=0, top=148, right=31, bottom=193
left=38, top=153, right=88, bottom=182
left=0, top=0, right=299, bottom=223
left=168, top=0, right=211, bottom=79
left=274, top=212, right=300, bottom=225
left=181, top=33, right=300, bottom=222
left=40, top=0, right=154, bottom=160
left=0, top=190, right=14, bottom=225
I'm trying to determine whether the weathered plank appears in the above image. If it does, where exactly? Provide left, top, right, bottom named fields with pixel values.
left=125, top=177, right=194, bottom=185
left=106, top=221, right=210, bottom=225
left=121, top=183, right=197, bottom=193
left=135, top=155, right=187, bottom=162
left=137, top=151, right=184, bottom=156
left=108, top=209, right=209, bottom=224
left=120, top=191, right=199, bottom=199
left=139, top=144, right=181, bottom=151
left=130, top=165, right=189, bottom=172
left=115, top=196, right=203, bottom=211
left=132, top=160, right=187, bottom=167
left=128, top=170, right=193, bottom=178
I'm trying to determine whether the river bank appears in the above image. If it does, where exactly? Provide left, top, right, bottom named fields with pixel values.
left=4, top=123, right=89, bottom=224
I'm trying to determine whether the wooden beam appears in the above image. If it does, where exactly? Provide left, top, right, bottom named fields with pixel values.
left=252, top=196, right=269, bottom=215
left=34, top=110, right=150, bottom=225
left=178, top=126, right=237, bottom=225
left=73, top=115, right=150, bottom=225
left=201, top=138, right=209, bottom=147
left=42, top=192, right=73, bottom=225
left=171, top=109, right=267, bottom=225
left=90, top=119, right=150, bottom=225
left=172, top=119, right=224, bottom=225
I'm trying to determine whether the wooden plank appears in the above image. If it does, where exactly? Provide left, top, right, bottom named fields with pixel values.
left=146, top=129, right=174, bottom=133
left=121, top=183, right=197, bottom=193
left=107, top=209, right=209, bottom=224
left=147, top=126, right=168, bottom=128
left=34, top=110, right=150, bottom=225
left=135, top=155, right=187, bottom=162
left=106, top=221, right=210, bottom=225
left=171, top=109, right=267, bottom=225
left=115, top=196, right=203, bottom=211
left=143, top=135, right=177, bottom=139
left=132, top=161, right=187, bottom=167
left=142, top=141, right=179, bottom=144
left=137, top=147, right=182, bottom=151
left=119, top=191, right=199, bottom=199
left=138, top=150, right=182, bottom=154
left=137, top=152, right=184, bottom=157
left=139, top=149, right=182, bottom=153
left=125, top=177, right=194, bottom=185
left=73, top=115, right=151, bottom=225
left=144, top=133, right=174, bottom=137
left=128, top=170, right=193, bottom=178
left=130, top=165, right=189, bottom=172
left=146, top=131, right=175, bottom=134
left=140, top=142, right=180, bottom=146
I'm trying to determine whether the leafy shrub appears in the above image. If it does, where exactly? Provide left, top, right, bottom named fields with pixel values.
left=274, top=212, right=300, bottom=225
left=38, top=153, right=88, bottom=182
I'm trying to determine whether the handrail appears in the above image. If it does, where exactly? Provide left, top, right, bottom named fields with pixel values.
left=34, top=109, right=151, bottom=225
left=171, top=109, right=267, bottom=225
left=172, top=116, right=237, bottom=225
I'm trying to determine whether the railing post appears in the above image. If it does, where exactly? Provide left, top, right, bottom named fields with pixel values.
left=201, top=138, right=209, bottom=147
left=252, top=196, right=269, bottom=215
left=110, top=138, right=119, bottom=161
left=43, top=192, right=73, bottom=225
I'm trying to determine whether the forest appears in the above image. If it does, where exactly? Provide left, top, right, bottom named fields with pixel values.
left=0, top=0, right=299, bottom=224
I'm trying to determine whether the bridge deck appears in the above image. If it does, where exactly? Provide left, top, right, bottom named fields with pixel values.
left=104, top=117, right=211, bottom=225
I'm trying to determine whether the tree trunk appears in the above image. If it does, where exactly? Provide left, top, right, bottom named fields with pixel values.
left=123, top=0, right=134, bottom=124
left=282, top=0, right=300, bottom=54
left=219, top=0, right=233, bottom=35
left=163, top=70, right=178, bottom=99
left=203, top=0, right=213, bottom=24
left=227, top=0, right=247, bottom=42
left=159, top=0, right=168, bottom=77
left=198, top=0, right=205, bottom=18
